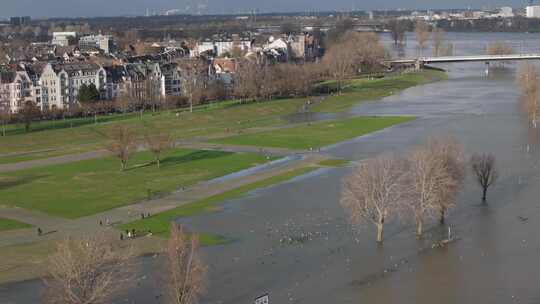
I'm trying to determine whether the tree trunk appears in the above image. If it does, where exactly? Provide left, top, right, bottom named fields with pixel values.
left=439, top=207, right=446, bottom=225
left=416, top=218, right=423, bottom=238
left=482, top=187, right=487, bottom=203
left=376, top=223, right=383, bottom=243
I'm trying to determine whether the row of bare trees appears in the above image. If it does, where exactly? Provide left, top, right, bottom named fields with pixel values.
left=413, top=21, right=454, bottom=57
left=105, top=125, right=173, bottom=170
left=231, top=31, right=387, bottom=102
left=322, top=31, right=386, bottom=93
left=44, top=223, right=205, bottom=304
left=341, top=137, right=498, bottom=243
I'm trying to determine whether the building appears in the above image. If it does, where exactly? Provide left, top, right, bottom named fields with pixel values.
left=499, top=7, right=514, bottom=18
left=0, top=70, right=35, bottom=113
left=195, top=38, right=251, bottom=57
left=52, top=32, right=77, bottom=47
left=527, top=6, right=540, bottom=18
left=79, top=34, right=115, bottom=54
left=40, top=62, right=106, bottom=110
left=10, top=16, right=31, bottom=26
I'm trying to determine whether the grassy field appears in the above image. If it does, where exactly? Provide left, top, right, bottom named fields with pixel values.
left=119, top=166, right=318, bottom=239
left=0, top=217, right=32, bottom=232
left=209, top=116, right=416, bottom=150
left=0, top=148, right=273, bottom=218
left=317, top=159, right=350, bottom=167
left=0, top=97, right=307, bottom=158
left=311, top=70, right=447, bottom=113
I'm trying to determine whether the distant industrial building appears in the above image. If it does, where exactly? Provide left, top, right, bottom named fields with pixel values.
left=10, top=16, right=31, bottom=26
left=527, top=6, right=540, bottom=18
left=79, top=34, right=115, bottom=54
left=52, top=32, right=77, bottom=47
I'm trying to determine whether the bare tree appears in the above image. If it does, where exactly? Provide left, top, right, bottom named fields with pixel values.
left=114, top=92, right=133, bottom=114
left=432, top=28, right=445, bottom=57
left=162, top=223, right=206, bottom=304
left=470, top=153, right=498, bottom=203
left=387, top=19, right=407, bottom=46
left=403, top=147, right=456, bottom=237
left=43, top=234, right=136, bottom=304
left=322, top=45, right=356, bottom=93
left=179, top=59, right=207, bottom=113
left=17, top=100, right=41, bottom=132
left=517, top=62, right=540, bottom=128
left=0, top=86, right=10, bottom=136
left=145, top=129, right=172, bottom=168
left=427, top=137, right=465, bottom=224
left=486, top=41, right=514, bottom=55
left=105, top=125, right=136, bottom=171
left=341, top=154, right=405, bottom=243
left=322, top=31, right=385, bottom=93
left=415, top=20, right=430, bottom=56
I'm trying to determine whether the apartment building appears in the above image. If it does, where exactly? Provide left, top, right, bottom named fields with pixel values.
left=0, top=70, right=35, bottom=113
left=40, top=62, right=106, bottom=109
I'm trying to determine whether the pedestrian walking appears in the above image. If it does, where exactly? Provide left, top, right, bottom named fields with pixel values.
left=37, top=228, right=42, bottom=236
left=141, top=213, right=145, bottom=219
left=132, top=229, right=136, bottom=237
left=99, top=220, right=103, bottom=226
left=120, top=233, right=124, bottom=241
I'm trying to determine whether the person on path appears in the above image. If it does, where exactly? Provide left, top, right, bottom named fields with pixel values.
left=37, top=228, right=42, bottom=236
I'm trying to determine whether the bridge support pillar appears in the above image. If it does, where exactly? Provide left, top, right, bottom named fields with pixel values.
left=415, top=60, right=423, bottom=71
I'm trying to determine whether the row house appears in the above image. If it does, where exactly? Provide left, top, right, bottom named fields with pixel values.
left=0, top=70, right=35, bottom=113
left=40, top=62, right=106, bottom=110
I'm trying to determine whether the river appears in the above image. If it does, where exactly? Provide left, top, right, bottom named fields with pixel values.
left=3, top=32, right=540, bottom=303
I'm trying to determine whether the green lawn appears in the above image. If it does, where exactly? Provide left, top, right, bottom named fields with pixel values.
left=0, top=149, right=273, bottom=218
left=0, top=97, right=308, bottom=160
left=119, top=166, right=318, bottom=239
left=210, top=116, right=416, bottom=150
left=317, top=159, right=350, bottom=167
left=311, top=70, right=447, bottom=113
left=0, top=217, right=32, bottom=232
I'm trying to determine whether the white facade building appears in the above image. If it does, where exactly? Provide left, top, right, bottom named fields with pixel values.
left=79, top=34, right=115, bottom=54
left=40, top=63, right=106, bottom=110
left=499, top=7, right=514, bottom=18
left=51, top=32, right=77, bottom=47
left=527, top=6, right=540, bottom=18
left=195, top=40, right=251, bottom=57
left=0, top=71, right=35, bottom=113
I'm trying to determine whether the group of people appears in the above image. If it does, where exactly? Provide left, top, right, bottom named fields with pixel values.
left=121, top=229, right=137, bottom=240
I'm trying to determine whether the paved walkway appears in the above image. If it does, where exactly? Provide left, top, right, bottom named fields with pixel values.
left=0, top=153, right=327, bottom=248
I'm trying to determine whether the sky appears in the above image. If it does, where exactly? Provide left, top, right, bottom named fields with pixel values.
left=0, top=0, right=531, bottom=18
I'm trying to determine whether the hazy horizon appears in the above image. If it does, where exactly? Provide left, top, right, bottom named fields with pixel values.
left=0, top=0, right=530, bottom=19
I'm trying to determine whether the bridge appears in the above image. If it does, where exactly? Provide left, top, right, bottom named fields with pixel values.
left=389, top=53, right=540, bottom=68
